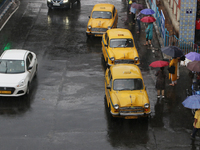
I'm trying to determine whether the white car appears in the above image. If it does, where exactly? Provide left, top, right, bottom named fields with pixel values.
left=0, top=49, right=38, bottom=97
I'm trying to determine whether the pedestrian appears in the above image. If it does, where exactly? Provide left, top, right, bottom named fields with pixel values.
left=144, top=22, right=153, bottom=46
left=169, top=57, right=179, bottom=86
left=155, top=67, right=166, bottom=99
left=191, top=109, right=200, bottom=140
left=136, top=9, right=142, bottom=33
left=129, top=0, right=136, bottom=25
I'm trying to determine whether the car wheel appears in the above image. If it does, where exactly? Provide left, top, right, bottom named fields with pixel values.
left=86, top=33, right=91, bottom=38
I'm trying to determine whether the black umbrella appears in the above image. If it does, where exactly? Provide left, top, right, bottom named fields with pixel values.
left=161, top=46, right=184, bottom=57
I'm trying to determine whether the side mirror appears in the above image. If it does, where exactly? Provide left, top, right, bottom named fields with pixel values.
left=28, top=66, right=33, bottom=70
left=88, top=16, right=90, bottom=18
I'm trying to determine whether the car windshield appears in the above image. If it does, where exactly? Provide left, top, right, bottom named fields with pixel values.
left=0, top=60, right=25, bottom=74
left=92, top=11, right=112, bottom=19
left=110, top=39, right=134, bottom=48
left=113, top=79, right=143, bottom=91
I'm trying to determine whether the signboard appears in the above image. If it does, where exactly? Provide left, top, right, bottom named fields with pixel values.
left=160, top=10, right=165, bottom=39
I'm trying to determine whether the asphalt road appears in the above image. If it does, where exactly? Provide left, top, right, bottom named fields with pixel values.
left=0, top=0, right=197, bottom=149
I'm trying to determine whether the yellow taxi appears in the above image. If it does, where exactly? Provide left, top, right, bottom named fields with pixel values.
left=104, top=64, right=151, bottom=119
left=86, top=3, right=118, bottom=37
left=102, top=28, right=140, bottom=66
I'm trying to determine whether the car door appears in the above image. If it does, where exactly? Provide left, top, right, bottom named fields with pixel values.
left=105, top=69, right=113, bottom=107
left=113, top=7, right=118, bottom=28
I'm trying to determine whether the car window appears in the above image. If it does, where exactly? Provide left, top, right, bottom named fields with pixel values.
left=26, top=57, right=30, bottom=70
left=113, top=79, right=143, bottom=91
left=109, top=75, right=113, bottom=88
left=0, top=60, right=25, bottom=74
left=28, top=53, right=33, bottom=62
left=110, top=39, right=134, bottom=48
left=92, top=11, right=112, bottom=19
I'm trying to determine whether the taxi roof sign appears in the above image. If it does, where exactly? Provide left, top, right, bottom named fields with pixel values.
left=123, top=71, right=131, bottom=74
left=100, top=7, right=106, bottom=9
left=118, top=34, right=124, bottom=36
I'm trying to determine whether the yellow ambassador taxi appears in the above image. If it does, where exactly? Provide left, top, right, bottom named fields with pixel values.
left=102, top=28, right=140, bottom=66
left=86, top=3, right=118, bottom=37
left=104, top=64, right=151, bottom=119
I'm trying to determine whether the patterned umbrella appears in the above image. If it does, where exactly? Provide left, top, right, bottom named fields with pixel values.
left=131, top=3, right=144, bottom=10
left=186, top=61, right=200, bottom=72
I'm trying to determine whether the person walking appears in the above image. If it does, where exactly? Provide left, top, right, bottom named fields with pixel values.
left=136, top=9, right=142, bottom=33
left=191, top=109, right=200, bottom=140
left=144, top=22, right=153, bottom=45
left=169, top=57, right=179, bottom=86
left=129, top=1, right=136, bottom=25
left=155, top=67, right=166, bottom=99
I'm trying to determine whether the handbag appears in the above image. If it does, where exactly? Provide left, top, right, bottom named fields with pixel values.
left=168, top=65, right=175, bottom=74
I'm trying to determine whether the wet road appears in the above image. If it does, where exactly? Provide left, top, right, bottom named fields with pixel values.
left=0, top=0, right=197, bottom=149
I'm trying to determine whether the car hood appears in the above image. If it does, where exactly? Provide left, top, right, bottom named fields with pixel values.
left=0, top=73, right=26, bottom=86
left=114, top=91, right=146, bottom=107
left=90, top=18, right=111, bottom=28
left=110, top=47, right=139, bottom=59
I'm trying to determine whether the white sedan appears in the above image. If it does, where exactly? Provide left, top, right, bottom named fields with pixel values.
left=0, top=49, right=38, bottom=96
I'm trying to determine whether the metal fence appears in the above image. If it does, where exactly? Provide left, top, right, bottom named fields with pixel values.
left=148, top=0, right=199, bottom=54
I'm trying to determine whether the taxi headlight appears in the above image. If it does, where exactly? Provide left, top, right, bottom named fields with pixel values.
left=114, top=104, right=119, bottom=110
left=134, top=57, right=139, bottom=61
left=88, top=25, right=92, bottom=29
left=17, top=79, right=25, bottom=87
left=47, top=0, right=51, bottom=2
left=144, top=103, right=150, bottom=109
left=110, top=57, right=115, bottom=61
left=63, top=0, right=69, bottom=3
left=108, top=26, right=111, bottom=30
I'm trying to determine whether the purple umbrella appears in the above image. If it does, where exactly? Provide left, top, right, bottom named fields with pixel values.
left=185, top=52, right=200, bottom=61
left=182, top=95, right=200, bottom=109
left=140, top=8, right=155, bottom=15
left=131, top=3, right=144, bottom=10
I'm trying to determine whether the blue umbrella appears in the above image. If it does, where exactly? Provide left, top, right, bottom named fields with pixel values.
left=182, top=95, right=200, bottom=109
left=185, top=52, right=200, bottom=61
left=140, top=8, right=155, bottom=15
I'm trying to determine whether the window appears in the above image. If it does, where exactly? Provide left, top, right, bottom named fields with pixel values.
left=113, top=7, right=115, bottom=17
left=28, top=53, right=33, bottom=62
left=26, top=57, right=30, bottom=70
left=110, top=39, right=134, bottom=48
left=0, top=60, right=25, bottom=74
left=113, top=79, right=143, bottom=91
left=92, top=11, right=112, bottom=19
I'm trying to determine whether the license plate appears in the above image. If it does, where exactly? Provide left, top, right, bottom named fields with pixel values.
left=53, top=3, right=60, bottom=6
left=0, top=91, right=11, bottom=94
left=125, top=116, right=137, bottom=119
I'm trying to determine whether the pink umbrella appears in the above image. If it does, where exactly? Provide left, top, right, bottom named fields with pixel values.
left=141, top=16, right=156, bottom=23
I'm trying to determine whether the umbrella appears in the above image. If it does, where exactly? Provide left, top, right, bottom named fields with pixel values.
left=185, top=52, right=200, bottom=61
left=140, top=8, right=155, bottom=15
left=131, top=3, right=144, bottom=10
left=161, top=46, right=184, bottom=57
left=182, top=95, right=200, bottom=109
left=141, top=16, right=156, bottom=23
left=186, top=61, right=200, bottom=72
left=149, top=60, right=169, bottom=68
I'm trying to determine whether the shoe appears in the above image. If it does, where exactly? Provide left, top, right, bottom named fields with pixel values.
left=162, top=95, right=165, bottom=99
left=169, top=83, right=175, bottom=86
left=157, top=95, right=160, bottom=98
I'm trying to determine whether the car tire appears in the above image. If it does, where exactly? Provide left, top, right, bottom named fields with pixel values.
left=86, top=33, right=91, bottom=38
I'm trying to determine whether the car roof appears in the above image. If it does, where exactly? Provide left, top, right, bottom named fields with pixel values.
left=92, top=3, right=114, bottom=12
left=107, top=28, right=133, bottom=39
left=110, top=64, right=142, bottom=79
left=0, top=49, right=29, bottom=60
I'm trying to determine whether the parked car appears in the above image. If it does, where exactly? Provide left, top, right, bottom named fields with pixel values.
left=102, top=28, right=140, bottom=66
left=0, top=49, right=38, bottom=97
left=86, top=3, right=118, bottom=37
left=104, top=64, right=151, bottom=119
left=47, top=0, right=80, bottom=9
